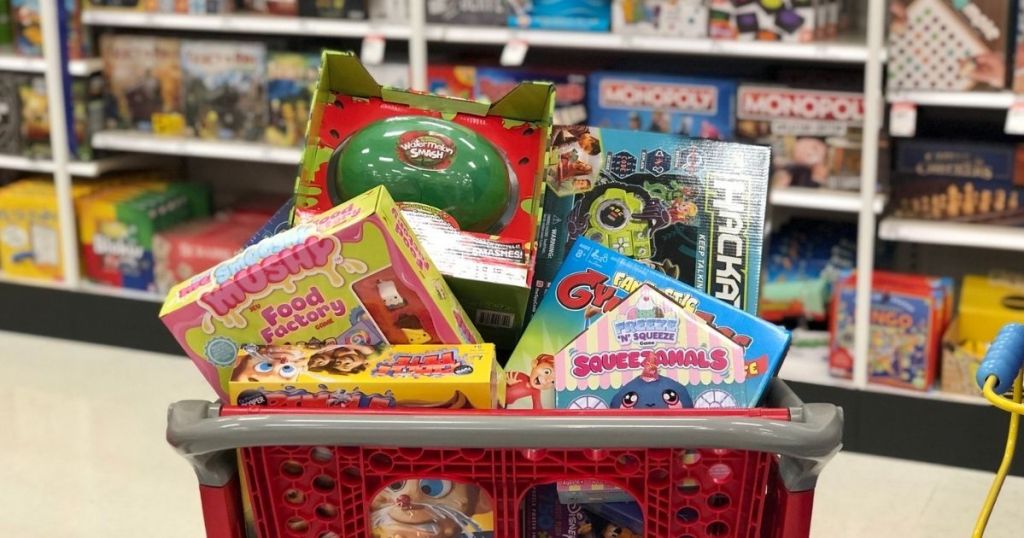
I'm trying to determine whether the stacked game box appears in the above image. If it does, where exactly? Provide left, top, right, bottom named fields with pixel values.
left=588, top=72, right=736, bottom=139
left=736, top=84, right=864, bottom=190
left=101, top=34, right=183, bottom=133
left=709, top=0, right=826, bottom=42
left=264, top=52, right=319, bottom=147
left=426, top=0, right=506, bottom=25
left=531, top=126, right=769, bottom=319
left=507, top=0, right=611, bottom=31
left=15, top=74, right=103, bottom=160
left=474, top=67, right=588, bottom=125
left=888, top=139, right=1024, bottom=224
left=888, top=0, right=1013, bottom=92
left=612, top=0, right=707, bottom=37
left=181, top=40, right=267, bottom=142
left=298, top=0, right=368, bottom=18
left=0, top=74, right=20, bottom=156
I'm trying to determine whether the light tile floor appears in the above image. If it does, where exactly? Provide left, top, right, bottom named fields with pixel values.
left=1, top=330, right=1021, bottom=537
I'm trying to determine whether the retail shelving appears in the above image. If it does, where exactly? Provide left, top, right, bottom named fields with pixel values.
left=77, top=281, right=164, bottom=303
left=91, top=131, right=303, bottom=165
left=878, top=218, right=1024, bottom=252
left=0, top=153, right=158, bottom=177
left=0, top=273, right=71, bottom=292
left=886, top=90, right=1016, bottom=109
left=0, top=53, right=102, bottom=76
left=770, top=187, right=885, bottom=214
left=82, top=10, right=411, bottom=39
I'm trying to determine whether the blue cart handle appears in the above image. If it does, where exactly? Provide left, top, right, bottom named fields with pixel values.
left=977, top=324, right=1024, bottom=394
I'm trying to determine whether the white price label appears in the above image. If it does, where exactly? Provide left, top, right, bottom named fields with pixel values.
left=889, top=101, right=917, bottom=138
left=1006, top=100, right=1024, bottom=135
left=361, top=35, right=386, bottom=65
left=500, top=39, right=529, bottom=67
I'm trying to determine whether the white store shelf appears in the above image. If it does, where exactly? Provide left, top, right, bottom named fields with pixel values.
left=878, top=218, right=1024, bottom=252
left=0, top=153, right=156, bottom=177
left=770, top=187, right=885, bottom=214
left=887, top=90, right=1016, bottom=109
left=0, top=273, right=72, bottom=292
left=432, top=25, right=872, bottom=63
left=82, top=10, right=410, bottom=38
left=92, top=131, right=303, bottom=165
left=0, top=54, right=102, bottom=76
left=78, top=281, right=164, bottom=303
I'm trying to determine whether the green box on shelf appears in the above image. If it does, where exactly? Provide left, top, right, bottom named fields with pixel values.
left=291, top=51, right=555, bottom=349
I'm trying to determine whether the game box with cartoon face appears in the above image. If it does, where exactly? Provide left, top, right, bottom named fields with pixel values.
left=529, top=126, right=771, bottom=321
left=587, top=72, right=736, bottom=140
left=736, top=84, right=864, bottom=191
left=709, top=0, right=820, bottom=42
left=161, top=186, right=482, bottom=398
left=507, top=238, right=790, bottom=410
left=229, top=343, right=504, bottom=409
left=888, top=0, right=1013, bottom=92
left=291, top=51, right=554, bottom=349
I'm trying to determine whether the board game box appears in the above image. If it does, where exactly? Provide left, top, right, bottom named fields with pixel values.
left=1015, top=2, right=1024, bottom=92
left=736, top=84, right=864, bottom=191
left=708, top=0, right=819, bottom=42
left=427, top=0, right=506, bottom=25
left=0, top=74, right=21, bottom=156
left=474, top=67, right=588, bottom=125
left=265, top=52, right=319, bottom=147
left=888, top=0, right=1013, bottom=92
left=507, top=0, right=612, bottom=31
left=427, top=64, right=476, bottom=99
left=588, top=72, right=736, bottom=140
left=612, top=0, right=707, bottom=37
left=181, top=40, right=267, bottom=142
left=509, top=238, right=790, bottom=410
left=530, top=125, right=770, bottom=320
left=298, top=0, right=368, bottom=18
left=888, top=139, right=1024, bottom=224
left=101, top=34, right=183, bottom=133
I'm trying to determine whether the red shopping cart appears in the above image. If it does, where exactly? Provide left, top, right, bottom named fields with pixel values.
left=167, top=378, right=841, bottom=538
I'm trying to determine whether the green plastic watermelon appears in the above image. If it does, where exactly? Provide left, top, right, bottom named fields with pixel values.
left=331, top=116, right=515, bottom=233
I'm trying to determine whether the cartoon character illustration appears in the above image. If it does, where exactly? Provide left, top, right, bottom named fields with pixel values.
left=396, top=313, right=433, bottom=344
left=370, top=479, right=494, bottom=538
left=550, top=126, right=603, bottom=194
left=579, top=521, right=640, bottom=538
left=610, top=358, right=694, bottom=409
left=230, top=343, right=374, bottom=382
left=378, top=279, right=407, bottom=309
left=773, top=137, right=829, bottom=188
left=506, top=354, right=555, bottom=409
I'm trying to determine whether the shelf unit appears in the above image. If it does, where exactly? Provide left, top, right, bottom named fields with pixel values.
left=92, top=131, right=303, bottom=165
left=14, top=0, right=1022, bottom=409
left=0, top=274, right=164, bottom=303
left=879, top=218, right=1024, bottom=252
left=0, top=53, right=102, bottom=76
left=0, top=153, right=158, bottom=177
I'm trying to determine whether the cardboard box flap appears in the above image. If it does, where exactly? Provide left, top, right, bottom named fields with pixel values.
left=489, top=82, right=555, bottom=123
left=321, top=50, right=382, bottom=99
left=382, top=87, right=491, bottom=116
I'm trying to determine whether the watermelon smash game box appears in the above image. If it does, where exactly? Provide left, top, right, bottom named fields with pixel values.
left=291, top=51, right=554, bottom=349
left=531, top=126, right=771, bottom=319
left=507, top=238, right=790, bottom=410
left=160, top=186, right=481, bottom=397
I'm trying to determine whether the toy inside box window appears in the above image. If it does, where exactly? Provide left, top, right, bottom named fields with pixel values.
left=292, top=51, right=555, bottom=349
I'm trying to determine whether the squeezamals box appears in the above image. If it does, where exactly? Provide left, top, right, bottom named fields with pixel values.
left=230, top=343, right=504, bottom=409
left=507, top=238, right=790, bottom=410
left=588, top=72, right=736, bottom=140
left=531, top=126, right=770, bottom=320
left=736, top=84, right=864, bottom=191
left=161, top=186, right=482, bottom=398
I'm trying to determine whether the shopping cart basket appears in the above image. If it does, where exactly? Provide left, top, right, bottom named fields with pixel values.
left=167, top=378, right=842, bottom=538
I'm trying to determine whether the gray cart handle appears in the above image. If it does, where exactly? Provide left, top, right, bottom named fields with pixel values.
left=168, top=378, right=841, bottom=492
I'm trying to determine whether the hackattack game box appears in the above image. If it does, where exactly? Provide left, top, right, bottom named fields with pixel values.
left=530, top=125, right=771, bottom=320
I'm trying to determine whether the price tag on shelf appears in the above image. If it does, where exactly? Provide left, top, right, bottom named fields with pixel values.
left=500, top=39, right=529, bottom=67
left=1005, top=99, right=1024, bottom=135
left=361, top=35, right=386, bottom=65
left=888, top=101, right=917, bottom=138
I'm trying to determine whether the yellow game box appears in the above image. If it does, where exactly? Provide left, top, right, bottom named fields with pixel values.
left=959, top=274, right=1024, bottom=343
left=229, top=343, right=504, bottom=409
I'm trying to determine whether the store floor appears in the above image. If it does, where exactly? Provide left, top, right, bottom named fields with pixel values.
left=1, top=329, right=1021, bottom=537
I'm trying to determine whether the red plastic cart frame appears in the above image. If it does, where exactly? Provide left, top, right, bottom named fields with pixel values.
left=167, top=379, right=841, bottom=538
